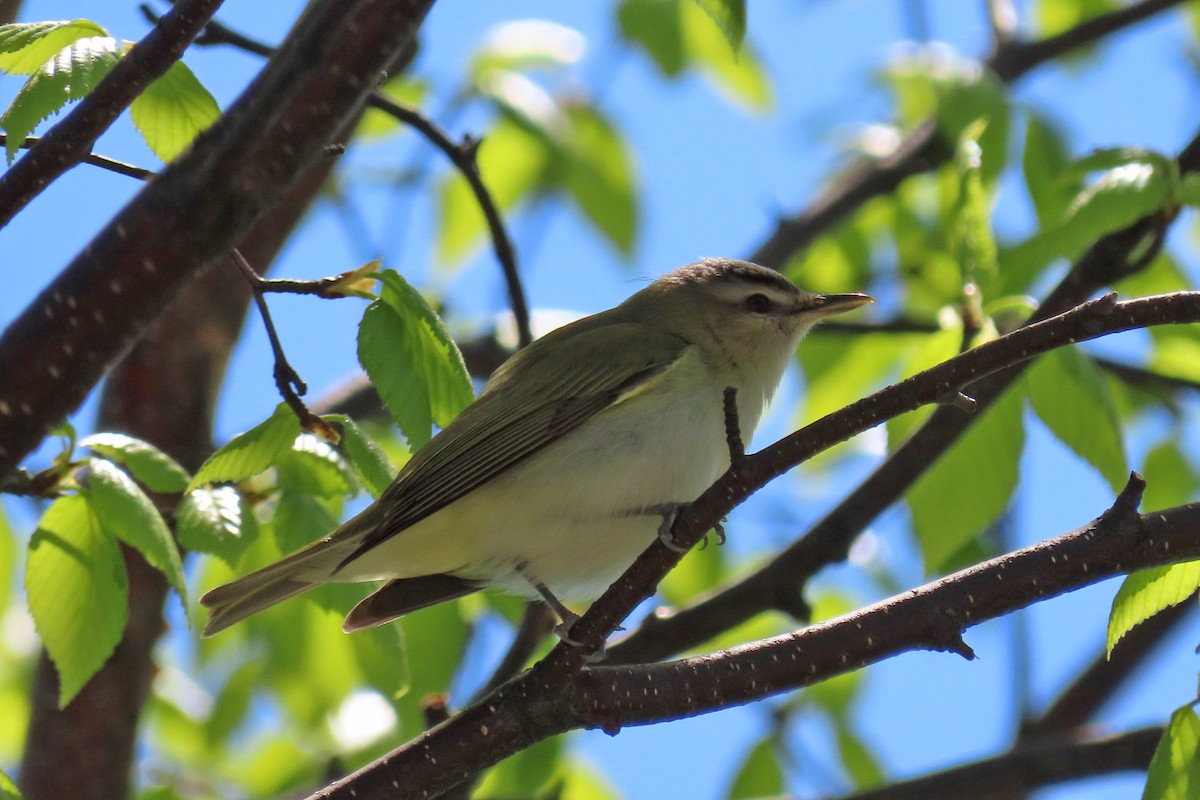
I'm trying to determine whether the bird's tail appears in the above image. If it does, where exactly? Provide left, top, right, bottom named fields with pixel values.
left=199, top=535, right=356, bottom=637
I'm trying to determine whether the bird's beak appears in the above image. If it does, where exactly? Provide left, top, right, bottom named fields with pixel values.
left=805, top=292, right=874, bottom=319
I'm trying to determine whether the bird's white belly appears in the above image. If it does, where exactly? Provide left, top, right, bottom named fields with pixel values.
left=354, top=379, right=739, bottom=601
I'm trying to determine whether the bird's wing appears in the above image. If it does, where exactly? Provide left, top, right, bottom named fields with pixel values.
left=335, top=321, right=693, bottom=570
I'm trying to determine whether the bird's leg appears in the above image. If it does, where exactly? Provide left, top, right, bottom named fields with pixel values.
left=515, top=564, right=583, bottom=645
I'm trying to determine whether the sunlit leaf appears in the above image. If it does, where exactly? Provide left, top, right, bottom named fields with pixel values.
left=1142, top=705, right=1200, bottom=800
left=358, top=270, right=473, bottom=448
left=1107, top=561, right=1200, bottom=655
left=0, top=769, right=18, bottom=800
left=680, top=0, right=771, bottom=110
left=86, top=459, right=187, bottom=603
left=190, top=404, right=301, bottom=490
left=0, top=19, right=108, bottom=74
left=26, top=495, right=128, bottom=708
left=692, top=0, right=746, bottom=49
left=909, top=385, right=1025, bottom=572
left=129, top=59, right=219, bottom=162
left=275, top=434, right=356, bottom=499
left=176, top=486, right=259, bottom=567
left=80, top=432, right=190, bottom=493
left=477, top=737, right=562, bottom=798
left=471, top=19, right=585, bottom=79
left=1034, top=0, right=1120, bottom=38
left=617, top=0, right=685, bottom=75
left=1, top=36, right=125, bottom=162
left=1026, top=347, right=1127, bottom=492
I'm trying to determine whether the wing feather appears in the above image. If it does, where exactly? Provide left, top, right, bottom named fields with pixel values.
left=336, top=321, right=690, bottom=569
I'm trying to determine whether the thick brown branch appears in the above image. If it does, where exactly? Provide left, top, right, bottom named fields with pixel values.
left=0, top=0, right=436, bottom=480
left=314, top=478, right=1200, bottom=799
left=0, top=0, right=224, bottom=227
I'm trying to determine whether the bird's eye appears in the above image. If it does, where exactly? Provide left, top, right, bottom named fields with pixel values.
left=745, top=293, right=771, bottom=314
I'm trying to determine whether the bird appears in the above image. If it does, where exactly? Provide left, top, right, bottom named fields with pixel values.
left=200, top=258, right=871, bottom=638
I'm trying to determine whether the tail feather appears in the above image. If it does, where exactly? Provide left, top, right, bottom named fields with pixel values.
left=200, top=537, right=353, bottom=637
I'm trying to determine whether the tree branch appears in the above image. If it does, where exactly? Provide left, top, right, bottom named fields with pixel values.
left=0, top=0, right=225, bottom=228
left=0, top=0, right=436, bottom=480
left=313, top=475, right=1200, bottom=799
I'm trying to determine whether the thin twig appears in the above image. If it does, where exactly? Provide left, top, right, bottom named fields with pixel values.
left=230, top=250, right=336, bottom=440
left=0, top=135, right=155, bottom=181
left=159, top=8, right=534, bottom=349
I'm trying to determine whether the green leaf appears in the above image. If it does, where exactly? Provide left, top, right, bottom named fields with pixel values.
left=0, top=19, right=108, bottom=74
left=1026, top=347, right=1127, bottom=492
left=26, top=495, right=128, bottom=708
left=1035, top=0, right=1119, bottom=38
left=885, top=328, right=963, bottom=449
left=190, top=404, right=301, bottom=490
left=561, top=104, right=638, bottom=255
left=0, top=769, right=18, bottom=800
left=951, top=122, right=998, bottom=291
left=129, top=59, right=219, bottom=162
left=80, top=432, right=190, bottom=493
left=274, top=489, right=338, bottom=556
left=1141, top=440, right=1199, bottom=513
left=1003, top=157, right=1173, bottom=283
left=1143, top=705, right=1200, bottom=800
left=328, top=414, right=397, bottom=499
left=86, top=459, right=187, bottom=603
left=275, top=434, right=356, bottom=499
left=1108, top=561, right=1200, bottom=655
left=618, top=0, right=769, bottom=109
left=836, top=721, right=885, bottom=789
left=726, top=737, right=783, bottom=799
left=358, top=270, right=473, bottom=449
left=0, top=36, right=124, bottom=162
left=204, top=660, right=261, bottom=747
left=909, top=384, right=1025, bottom=573
left=0, top=505, right=15, bottom=617
left=176, top=486, right=259, bottom=567
left=1023, top=115, right=1078, bottom=227
left=935, top=73, right=1010, bottom=185
left=691, top=0, right=746, bottom=49
left=435, top=116, right=550, bottom=265
left=618, top=0, right=686, bottom=76
left=476, top=737, right=562, bottom=798
left=680, top=0, right=771, bottom=110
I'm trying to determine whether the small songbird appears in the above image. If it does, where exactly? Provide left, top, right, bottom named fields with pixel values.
left=200, top=258, right=871, bottom=638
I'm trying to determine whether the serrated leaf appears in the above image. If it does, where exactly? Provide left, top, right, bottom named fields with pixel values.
left=129, top=59, right=219, bottom=162
left=1107, top=561, right=1200, bottom=655
left=1143, top=706, right=1200, bottom=800
left=727, top=737, right=783, bottom=799
left=0, top=19, right=108, bottom=74
left=26, top=495, right=128, bottom=708
left=0, top=36, right=124, bottom=162
left=909, top=384, right=1025, bottom=573
left=85, top=459, right=187, bottom=603
left=435, top=116, right=550, bottom=265
left=357, top=270, right=473, bottom=449
left=275, top=434, right=356, bottom=499
left=190, top=404, right=301, bottom=490
left=561, top=104, right=638, bottom=255
left=80, top=432, right=190, bottom=493
left=1026, top=347, right=1127, bottom=492
left=327, top=414, right=397, bottom=499
left=177, top=486, right=259, bottom=566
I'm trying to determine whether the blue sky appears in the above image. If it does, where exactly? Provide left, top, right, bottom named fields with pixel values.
left=2, top=1, right=1199, bottom=798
